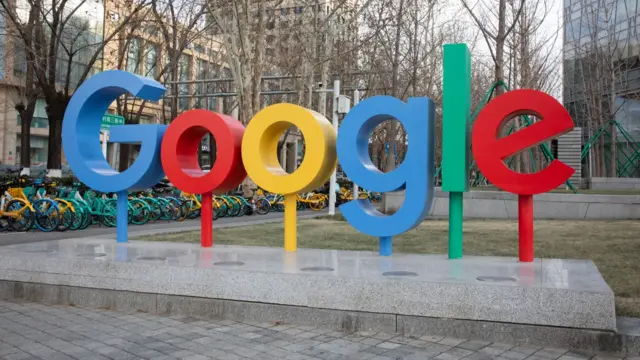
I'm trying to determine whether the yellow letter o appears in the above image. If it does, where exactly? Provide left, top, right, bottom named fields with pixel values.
left=241, top=104, right=337, bottom=195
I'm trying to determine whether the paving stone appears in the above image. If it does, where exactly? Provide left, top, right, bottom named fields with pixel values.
left=376, top=341, right=402, bottom=349
left=558, top=356, right=590, bottom=360
left=513, top=346, right=542, bottom=355
left=534, top=348, right=570, bottom=359
left=479, top=346, right=508, bottom=356
left=0, top=299, right=609, bottom=360
left=434, top=347, right=474, bottom=360
left=502, top=350, right=532, bottom=360
left=439, top=337, right=467, bottom=347
left=458, top=340, right=491, bottom=351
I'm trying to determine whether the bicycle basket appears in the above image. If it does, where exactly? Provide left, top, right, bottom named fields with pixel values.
left=7, top=187, right=26, bottom=200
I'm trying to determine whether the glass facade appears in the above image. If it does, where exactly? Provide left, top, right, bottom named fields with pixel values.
left=54, top=0, right=105, bottom=88
left=563, top=0, right=640, bottom=133
left=11, top=0, right=105, bottom=88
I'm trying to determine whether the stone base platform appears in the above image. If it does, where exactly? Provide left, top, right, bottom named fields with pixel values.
left=0, top=238, right=616, bottom=333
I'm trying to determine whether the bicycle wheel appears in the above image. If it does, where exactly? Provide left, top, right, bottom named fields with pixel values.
left=148, top=198, right=163, bottom=221
left=66, top=200, right=85, bottom=230
left=57, top=208, right=74, bottom=231
left=255, top=198, right=270, bottom=215
left=129, top=198, right=151, bottom=225
left=309, top=198, right=326, bottom=211
left=228, top=197, right=242, bottom=217
left=157, top=198, right=175, bottom=221
left=74, top=200, right=93, bottom=230
left=5, top=199, right=34, bottom=231
left=102, top=199, right=118, bottom=227
left=212, top=202, right=220, bottom=220
left=32, top=199, right=60, bottom=232
left=168, top=197, right=187, bottom=221
left=55, top=200, right=75, bottom=231
left=232, top=197, right=244, bottom=217
left=217, top=200, right=229, bottom=217
left=183, top=199, right=200, bottom=219
left=0, top=216, right=8, bottom=231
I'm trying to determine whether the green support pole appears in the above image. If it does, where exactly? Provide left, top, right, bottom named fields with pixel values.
left=448, top=192, right=463, bottom=258
left=442, top=43, right=471, bottom=260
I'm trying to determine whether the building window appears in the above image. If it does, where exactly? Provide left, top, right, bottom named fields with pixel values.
left=196, top=58, right=208, bottom=108
left=13, top=41, right=27, bottom=78
left=138, top=114, right=154, bottom=124
left=145, top=44, right=158, bottom=78
left=163, top=50, right=173, bottom=82
left=17, top=116, right=48, bottom=128
left=179, top=54, right=191, bottom=110
left=126, top=37, right=141, bottom=74
left=16, top=134, right=49, bottom=165
left=144, top=25, right=158, bottom=36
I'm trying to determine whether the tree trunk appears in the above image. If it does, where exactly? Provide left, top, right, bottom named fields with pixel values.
left=45, top=95, right=68, bottom=169
left=609, top=120, right=617, bottom=177
left=384, top=0, right=404, bottom=174
left=494, top=0, right=507, bottom=97
left=17, top=101, right=37, bottom=167
left=250, top=1, right=265, bottom=117
left=609, top=76, right=617, bottom=177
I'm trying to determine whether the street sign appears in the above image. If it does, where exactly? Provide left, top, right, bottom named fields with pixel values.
left=101, top=114, right=125, bottom=131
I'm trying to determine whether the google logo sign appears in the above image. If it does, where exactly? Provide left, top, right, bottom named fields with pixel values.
left=62, top=44, right=575, bottom=263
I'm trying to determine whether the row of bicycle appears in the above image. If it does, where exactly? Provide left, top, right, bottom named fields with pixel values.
left=0, top=170, right=380, bottom=232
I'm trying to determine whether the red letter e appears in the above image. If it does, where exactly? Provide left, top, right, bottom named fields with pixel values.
left=471, top=89, right=575, bottom=195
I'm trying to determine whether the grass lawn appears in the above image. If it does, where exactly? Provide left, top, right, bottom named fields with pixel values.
left=137, top=218, right=640, bottom=317
left=470, top=186, right=640, bottom=195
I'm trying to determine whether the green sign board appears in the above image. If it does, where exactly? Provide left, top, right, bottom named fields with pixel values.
left=101, top=114, right=125, bottom=131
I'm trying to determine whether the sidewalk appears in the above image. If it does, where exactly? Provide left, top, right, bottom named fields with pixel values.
left=0, top=300, right=621, bottom=360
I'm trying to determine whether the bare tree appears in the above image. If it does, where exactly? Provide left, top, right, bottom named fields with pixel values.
left=0, top=0, right=149, bottom=171
left=0, top=4, right=42, bottom=167
left=461, top=0, right=525, bottom=97
left=503, top=0, right=559, bottom=172
left=112, top=0, right=213, bottom=170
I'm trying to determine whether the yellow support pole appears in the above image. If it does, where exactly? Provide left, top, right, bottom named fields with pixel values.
left=284, top=194, right=297, bottom=252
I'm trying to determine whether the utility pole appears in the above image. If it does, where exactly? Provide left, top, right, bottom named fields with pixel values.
left=352, top=89, right=360, bottom=198
left=328, top=79, right=340, bottom=216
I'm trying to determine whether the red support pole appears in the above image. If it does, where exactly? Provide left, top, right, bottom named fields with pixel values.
left=201, top=192, right=213, bottom=248
left=518, top=194, right=534, bottom=262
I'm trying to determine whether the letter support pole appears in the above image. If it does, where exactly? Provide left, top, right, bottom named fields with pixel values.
left=518, top=194, right=534, bottom=262
left=448, top=192, right=463, bottom=259
left=379, top=236, right=392, bottom=256
left=201, top=192, right=213, bottom=248
left=284, top=194, right=297, bottom=252
left=116, top=190, right=128, bottom=243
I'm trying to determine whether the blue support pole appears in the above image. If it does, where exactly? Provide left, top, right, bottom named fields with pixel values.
left=379, top=236, right=392, bottom=256
left=116, top=190, right=128, bottom=243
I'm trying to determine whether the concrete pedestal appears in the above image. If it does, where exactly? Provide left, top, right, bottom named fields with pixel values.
left=0, top=238, right=616, bottom=331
